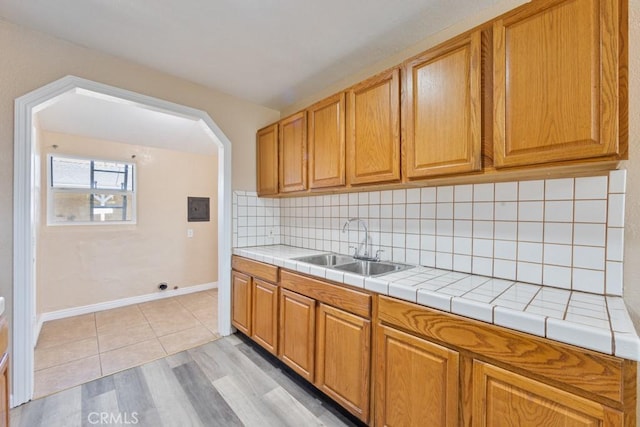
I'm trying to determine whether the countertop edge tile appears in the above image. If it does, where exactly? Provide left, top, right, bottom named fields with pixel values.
left=546, top=317, right=612, bottom=354
left=493, top=306, right=546, bottom=337
left=417, top=290, right=452, bottom=312
left=613, top=332, right=640, bottom=360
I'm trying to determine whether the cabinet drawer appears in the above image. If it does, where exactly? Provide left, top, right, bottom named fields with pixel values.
left=280, top=270, right=371, bottom=318
left=232, top=256, right=279, bottom=283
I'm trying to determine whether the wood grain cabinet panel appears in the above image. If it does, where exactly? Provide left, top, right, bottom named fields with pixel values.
left=315, top=303, right=371, bottom=422
left=256, top=123, right=279, bottom=196
left=231, top=271, right=252, bottom=336
left=279, top=112, right=307, bottom=193
left=403, top=31, right=482, bottom=179
left=0, top=318, right=7, bottom=427
left=473, top=360, right=623, bottom=427
left=347, top=68, right=400, bottom=185
left=279, top=289, right=316, bottom=382
left=493, top=0, right=622, bottom=167
left=251, top=279, right=279, bottom=355
left=376, top=324, right=459, bottom=427
left=307, top=93, right=346, bottom=189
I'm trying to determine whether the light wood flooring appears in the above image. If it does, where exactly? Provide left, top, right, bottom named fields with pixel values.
left=13, top=333, right=360, bottom=427
left=34, top=289, right=220, bottom=398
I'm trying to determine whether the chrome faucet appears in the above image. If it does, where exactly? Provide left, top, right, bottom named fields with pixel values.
left=342, top=218, right=378, bottom=261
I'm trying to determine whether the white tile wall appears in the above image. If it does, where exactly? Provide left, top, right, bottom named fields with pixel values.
left=233, top=170, right=627, bottom=296
left=232, top=191, right=281, bottom=247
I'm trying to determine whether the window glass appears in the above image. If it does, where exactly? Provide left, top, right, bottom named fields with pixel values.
left=48, top=155, right=136, bottom=225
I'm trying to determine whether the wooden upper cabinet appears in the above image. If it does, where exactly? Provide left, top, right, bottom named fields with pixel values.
left=256, top=123, right=279, bottom=196
left=347, top=68, right=401, bottom=185
left=279, top=112, right=307, bottom=193
left=472, top=360, right=623, bottom=427
left=307, top=93, right=346, bottom=189
left=493, top=0, right=623, bottom=168
left=403, top=31, right=482, bottom=179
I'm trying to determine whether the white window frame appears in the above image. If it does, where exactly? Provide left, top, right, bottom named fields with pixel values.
left=46, top=153, right=137, bottom=226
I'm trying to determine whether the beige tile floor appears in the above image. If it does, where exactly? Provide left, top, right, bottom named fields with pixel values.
left=34, top=289, right=219, bottom=399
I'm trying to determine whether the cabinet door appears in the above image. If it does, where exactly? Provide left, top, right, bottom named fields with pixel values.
left=473, top=360, right=623, bottom=426
left=307, top=93, right=346, bottom=189
left=316, top=303, right=371, bottom=422
left=231, top=271, right=252, bottom=335
left=403, top=31, right=482, bottom=179
left=251, top=279, right=279, bottom=355
left=347, top=68, right=400, bottom=185
left=0, top=354, right=6, bottom=427
left=279, top=112, right=307, bottom=193
left=493, top=0, right=621, bottom=167
left=376, top=324, right=459, bottom=427
left=256, top=123, right=279, bottom=196
left=279, top=289, right=316, bottom=382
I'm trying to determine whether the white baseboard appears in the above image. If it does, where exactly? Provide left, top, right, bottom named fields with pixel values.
left=35, top=282, right=217, bottom=346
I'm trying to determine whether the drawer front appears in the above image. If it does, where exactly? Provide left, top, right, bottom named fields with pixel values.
left=232, top=256, right=279, bottom=283
left=280, top=270, right=371, bottom=319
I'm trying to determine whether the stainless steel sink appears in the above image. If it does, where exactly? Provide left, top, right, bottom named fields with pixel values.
left=333, top=260, right=414, bottom=277
left=293, top=253, right=355, bottom=267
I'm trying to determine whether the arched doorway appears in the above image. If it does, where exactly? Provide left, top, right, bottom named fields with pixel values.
left=13, top=75, right=232, bottom=406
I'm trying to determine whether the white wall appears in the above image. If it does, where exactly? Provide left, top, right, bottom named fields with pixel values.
left=0, top=17, right=279, bottom=355
left=37, top=131, right=218, bottom=313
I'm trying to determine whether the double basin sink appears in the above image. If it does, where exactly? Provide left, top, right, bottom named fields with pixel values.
left=293, top=253, right=414, bottom=277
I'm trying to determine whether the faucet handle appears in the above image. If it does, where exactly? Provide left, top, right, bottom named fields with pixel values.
left=349, top=246, right=359, bottom=257
left=375, top=249, right=385, bottom=261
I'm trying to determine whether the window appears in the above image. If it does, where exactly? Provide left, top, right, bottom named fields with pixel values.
left=47, top=155, right=136, bottom=225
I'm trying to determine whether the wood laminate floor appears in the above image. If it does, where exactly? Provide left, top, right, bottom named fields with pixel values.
left=13, top=333, right=360, bottom=427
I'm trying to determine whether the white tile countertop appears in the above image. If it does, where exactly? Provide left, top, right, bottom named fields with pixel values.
left=233, top=244, right=640, bottom=361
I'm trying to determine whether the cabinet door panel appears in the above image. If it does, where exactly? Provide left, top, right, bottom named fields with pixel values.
left=403, top=31, right=482, bottom=179
left=473, top=360, right=622, bottom=427
left=279, top=112, right=307, bottom=193
left=256, top=124, right=279, bottom=196
left=0, top=354, right=6, bottom=427
left=316, top=303, right=371, bottom=422
left=279, top=289, right=316, bottom=382
left=251, top=279, right=278, bottom=355
left=231, top=271, right=252, bottom=335
left=308, top=93, right=346, bottom=188
left=376, top=324, right=459, bottom=427
left=347, top=68, right=400, bottom=185
left=493, top=0, right=620, bottom=167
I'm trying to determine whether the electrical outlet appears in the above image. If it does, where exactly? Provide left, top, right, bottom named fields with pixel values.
left=187, top=229, right=194, bottom=238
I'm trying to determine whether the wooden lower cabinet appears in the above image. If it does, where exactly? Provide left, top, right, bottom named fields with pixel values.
left=473, top=360, right=623, bottom=427
left=231, top=271, right=252, bottom=335
left=375, top=324, right=459, bottom=427
left=316, top=303, right=371, bottom=422
left=251, top=279, right=278, bottom=355
left=376, top=295, right=636, bottom=427
left=0, top=317, right=7, bottom=427
left=279, top=288, right=316, bottom=382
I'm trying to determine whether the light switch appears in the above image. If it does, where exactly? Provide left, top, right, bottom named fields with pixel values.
left=187, top=229, right=194, bottom=238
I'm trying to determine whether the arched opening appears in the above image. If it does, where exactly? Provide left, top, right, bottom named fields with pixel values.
left=13, top=75, right=232, bottom=406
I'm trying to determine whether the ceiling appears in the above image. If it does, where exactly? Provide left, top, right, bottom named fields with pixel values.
left=36, top=90, right=218, bottom=155
left=1, top=0, right=512, bottom=110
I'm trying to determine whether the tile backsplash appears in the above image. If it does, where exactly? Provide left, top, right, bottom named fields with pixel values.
left=233, top=170, right=627, bottom=296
